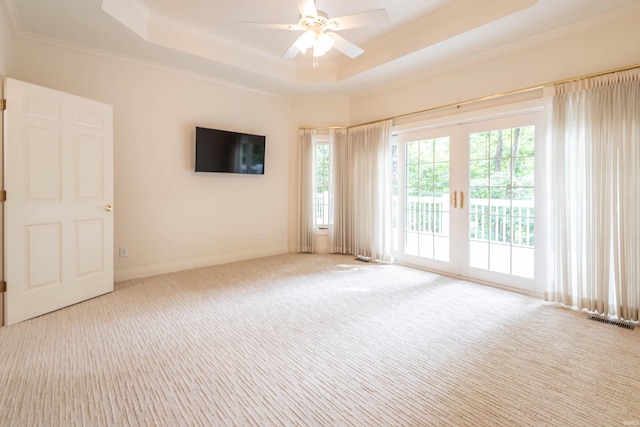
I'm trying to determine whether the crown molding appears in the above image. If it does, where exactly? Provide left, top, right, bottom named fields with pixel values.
left=14, top=31, right=291, bottom=98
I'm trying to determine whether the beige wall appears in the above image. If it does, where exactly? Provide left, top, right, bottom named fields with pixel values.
left=0, top=11, right=11, bottom=75
left=10, top=39, right=293, bottom=281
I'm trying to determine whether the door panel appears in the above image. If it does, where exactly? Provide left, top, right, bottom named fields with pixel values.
left=396, top=127, right=457, bottom=273
left=26, top=223, right=62, bottom=289
left=76, top=219, right=105, bottom=277
left=26, top=127, right=62, bottom=200
left=404, top=136, right=451, bottom=261
left=4, top=78, right=114, bottom=325
left=460, top=113, right=541, bottom=292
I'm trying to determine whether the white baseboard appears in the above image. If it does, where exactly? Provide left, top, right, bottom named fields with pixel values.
left=114, top=246, right=289, bottom=282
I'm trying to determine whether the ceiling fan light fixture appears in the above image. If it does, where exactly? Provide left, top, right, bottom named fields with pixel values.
left=240, top=1, right=386, bottom=61
left=313, top=33, right=335, bottom=57
left=294, top=30, right=316, bottom=54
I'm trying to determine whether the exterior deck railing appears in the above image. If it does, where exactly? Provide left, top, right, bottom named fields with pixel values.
left=317, top=193, right=534, bottom=247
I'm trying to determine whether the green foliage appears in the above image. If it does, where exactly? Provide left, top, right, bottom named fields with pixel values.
left=401, top=126, right=536, bottom=246
left=405, top=137, right=450, bottom=198
left=315, top=143, right=329, bottom=194
left=403, top=127, right=535, bottom=200
left=468, top=126, right=535, bottom=200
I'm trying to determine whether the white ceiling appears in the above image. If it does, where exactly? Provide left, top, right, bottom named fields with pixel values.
left=3, top=0, right=640, bottom=96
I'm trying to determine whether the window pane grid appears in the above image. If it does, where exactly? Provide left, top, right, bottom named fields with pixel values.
left=404, top=138, right=450, bottom=261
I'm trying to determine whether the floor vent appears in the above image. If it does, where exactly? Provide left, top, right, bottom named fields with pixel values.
left=588, top=314, right=635, bottom=330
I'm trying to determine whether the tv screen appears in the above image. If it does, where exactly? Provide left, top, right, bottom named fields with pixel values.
left=195, top=126, right=265, bottom=174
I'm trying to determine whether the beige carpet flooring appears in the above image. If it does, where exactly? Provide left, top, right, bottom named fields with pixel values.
left=1, top=254, right=639, bottom=426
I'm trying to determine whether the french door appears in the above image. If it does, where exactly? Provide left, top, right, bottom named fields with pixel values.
left=394, top=110, right=544, bottom=293
left=394, top=125, right=457, bottom=274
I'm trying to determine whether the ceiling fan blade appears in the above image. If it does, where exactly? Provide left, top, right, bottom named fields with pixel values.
left=283, top=38, right=303, bottom=59
left=331, top=33, right=364, bottom=58
left=297, top=0, right=317, bottom=18
left=328, top=9, right=388, bottom=30
left=238, top=22, right=304, bottom=31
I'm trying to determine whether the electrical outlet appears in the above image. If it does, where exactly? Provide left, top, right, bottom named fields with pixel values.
left=119, top=246, right=128, bottom=257
left=260, top=232, right=266, bottom=240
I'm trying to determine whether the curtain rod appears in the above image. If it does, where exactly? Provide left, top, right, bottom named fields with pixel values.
left=301, top=63, right=640, bottom=131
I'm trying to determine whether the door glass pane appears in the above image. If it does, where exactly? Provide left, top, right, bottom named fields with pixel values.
left=404, top=137, right=450, bottom=261
left=468, top=126, right=535, bottom=278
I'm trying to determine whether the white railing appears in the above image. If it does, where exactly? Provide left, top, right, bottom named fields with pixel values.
left=468, top=197, right=534, bottom=247
left=404, top=194, right=451, bottom=235
left=316, top=192, right=330, bottom=226
left=401, top=194, right=534, bottom=247
left=317, top=192, right=534, bottom=247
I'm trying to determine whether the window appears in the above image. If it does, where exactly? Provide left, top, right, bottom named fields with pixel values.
left=315, top=140, right=330, bottom=229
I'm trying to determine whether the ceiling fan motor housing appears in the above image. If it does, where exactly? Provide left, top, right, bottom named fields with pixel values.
left=298, top=10, right=337, bottom=33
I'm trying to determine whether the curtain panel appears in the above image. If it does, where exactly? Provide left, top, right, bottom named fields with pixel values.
left=329, top=120, right=393, bottom=262
left=545, top=68, right=640, bottom=321
left=329, top=128, right=352, bottom=254
left=298, top=129, right=316, bottom=253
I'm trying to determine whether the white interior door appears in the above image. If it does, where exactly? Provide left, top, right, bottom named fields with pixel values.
left=4, top=78, right=114, bottom=325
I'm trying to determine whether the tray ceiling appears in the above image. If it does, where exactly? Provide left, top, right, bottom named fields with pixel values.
left=3, top=0, right=640, bottom=95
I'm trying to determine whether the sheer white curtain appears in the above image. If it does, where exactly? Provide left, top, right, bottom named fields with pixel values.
left=298, top=129, right=316, bottom=253
left=546, top=68, right=640, bottom=321
left=329, top=120, right=393, bottom=262
left=329, top=128, right=352, bottom=254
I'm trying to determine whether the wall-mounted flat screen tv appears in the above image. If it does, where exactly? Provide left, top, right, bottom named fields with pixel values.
left=195, top=126, right=265, bottom=174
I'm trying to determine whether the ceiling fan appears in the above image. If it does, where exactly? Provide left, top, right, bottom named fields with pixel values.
left=239, top=0, right=388, bottom=60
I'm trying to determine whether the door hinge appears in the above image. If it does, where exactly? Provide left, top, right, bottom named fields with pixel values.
left=1, top=98, right=5, bottom=111
left=0, top=190, right=5, bottom=202
left=0, top=281, right=5, bottom=292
